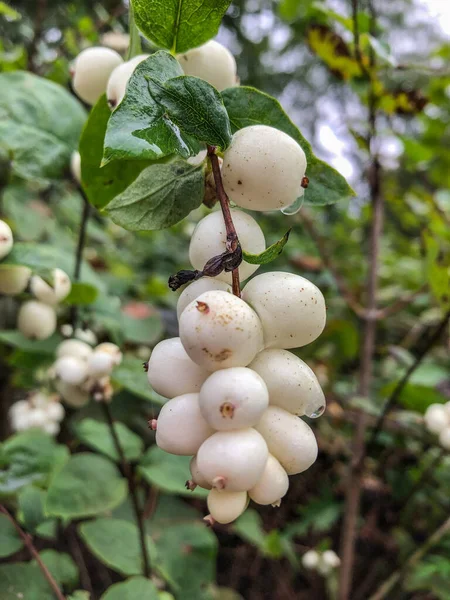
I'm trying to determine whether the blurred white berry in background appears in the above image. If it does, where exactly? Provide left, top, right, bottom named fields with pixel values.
left=9, top=392, right=65, bottom=436
left=17, top=300, right=57, bottom=340
left=0, top=265, right=31, bottom=296
left=0, top=219, right=13, bottom=260
left=30, top=268, right=71, bottom=305
left=71, top=46, right=123, bottom=105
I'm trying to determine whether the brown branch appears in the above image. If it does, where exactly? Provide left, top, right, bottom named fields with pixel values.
left=207, top=145, right=241, bottom=297
left=67, top=525, right=94, bottom=598
left=339, top=2, right=381, bottom=598
left=0, top=504, right=66, bottom=600
left=368, top=308, right=450, bottom=451
left=27, top=0, right=47, bottom=73
left=368, top=516, right=450, bottom=600
left=100, top=402, right=151, bottom=578
left=300, top=211, right=365, bottom=317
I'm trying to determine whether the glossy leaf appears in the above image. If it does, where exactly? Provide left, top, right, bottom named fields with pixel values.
left=100, top=577, right=159, bottom=600
left=74, top=418, right=144, bottom=462
left=64, top=282, right=98, bottom=305
left=243, top=230, right=291, bottom=264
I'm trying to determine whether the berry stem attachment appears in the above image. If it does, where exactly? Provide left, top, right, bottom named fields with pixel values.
left=207, top=145, right=241, bottom=297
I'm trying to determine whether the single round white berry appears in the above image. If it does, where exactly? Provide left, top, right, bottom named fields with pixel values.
left=0, top=219, right=13, bottom=260
left=27, top=408, right=48, bottom=429
left=189, top=210, right=265, bottom=284
left=255, top=406, right=318, bottom=475
left=100, top=31, right=130, bottom=53
left=207, top=489, right=248, bottom=524
left=106, top=54, right=149, bottom=108
left=179, top=290, right=264, bottom=371
left=302, top=550, right=320, bottom=570
left=190, top=456, right=212, bottom=490
left=221, top=125, right=307, bottom=211
left=17, top=301, right=57, bottom=340
left=249, top=349, right=326, bottom=417
left=72, top=47, right=123, bottom=105
left=322, top=550, right=340, bottom=569
left=46, top=401, right=65, bottom=422
left=156, top=393, right=214, bottom=456
left=43, top=421, right=60, bottom=436
left=439, top=427, right=450, bottom=450
left=197, top=428, right=268, bottom=492
left=249, top=454, right=289, bottom=506
left=424, top=404, right=448, bottom=434
left=74, top=328, right=97, bottom=346
left=177, top=40, right=237, bottom=92
left=147, top=337, right=210, bottom=398
left=56, top=339, right=93, bottom=362
left=54, top=356, right=89, bottom=386
left=0, top=265, right=31, bottom=295
left=87, top=352, right=116, bottom=377
left=177, top=278, right=231, bottom=320
left=70, top=151, right=81, bottom=184
left=55, top=381, right=90, bottom=408
left=199, top=367, right=269, bottom=430
left=30, top=392, right=50, bottom=409
left=94, top=343, right=122, bottom=363
left=30, top=268, right=71, bottom=305
left=242, top=272, right=326, bottom=349
left=9, top=400, right=30, bottom=419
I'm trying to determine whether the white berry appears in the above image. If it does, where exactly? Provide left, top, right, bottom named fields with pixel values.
left=196, top=428, right=268, bottom=492
left=177, top=40, right=237, bottom=92
left=439, top=427, right=450, bottom=450
left=249, top=454, right=289, bottom=506
left=0, top=219, right=13, bottom=259
left=424, top=403, right=448, bottom=434
left=57, top=339, right=93, bottom=362
left=221, top=125, right=307, bottom=211
left=199, top=367, right=269, bottom=430
left=255, top=406, right=318, bottom=475
left=177, top=278, right=231, bottom=320
left=43, top=421, right=60, bottom=436
left=56, top=381, right=90, bottom=408
left=249, top=349, right=326, bottom=417
left=189, top=210, right=265, bottom=284
left=179, top=290, right=264, bottom=371
left=87, top=352, right=115, bottom=377
left=207, top=489, right=248, bottom=524
left=322, top=550, right=341, bottom=569
left=70, top=151, right=81, bottom=184
left=27, top=408, right=48, bottom=429
left=106, top=55, right=149, bottom=108
left=54, top=356, right=88, bottom=386
left=147, top=337, right=210, bottom=398
left=0, top=265, right=31, bottom=295
left=30, top=268, right=71, bottom=305
left=72, top=47, right=123, bottom=105
left=46, top=401, right=65, bottom=422
left=17, top=301, right=57, bottom=340
left=155, top=393, right=214, bottom=456
left=190, top=455, right=212, bottom=490
left=242, top=272, right=326, bottom=349
left=302, top=550, right=320, bottom=570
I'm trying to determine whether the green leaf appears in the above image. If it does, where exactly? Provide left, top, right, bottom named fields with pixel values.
left=0, top=513, right=24, bottom=558
left=127, top=1, right=142, bottom=60
left=78, top=518, right=156, bottom=577
left=111, top=355, right=166, bottom=404
left=221, top=86, right=354, bottom=206
left=0, top=330, right=62, bottom=355
left=243, top=230, right=291, bottom=264
left=1, top=430, right=69, bottom=494
left=139, top=446, right=207, bottom=498
left=0, top=71, right=86, bottom=182
left=79, top=95, right=150, bottom=210
left=0, top=2, right=21, bottom=20
left=103, top=52, right=201, bottom=164
left=46, top=453, right=127, bottom=519
left=74, top=418, right=144, bottom=462
left=149, top=76, right=232, bottom=149
left=38, top=550, right=79, bottom=590
left=107, top=160, right=205, bottom=231
left=17, top=486, right=46, bottom=532
left=0, top=562, right=59, bottom=600
left=381, top=382, right=449, bottom=414
left=121, top=313, right=163, bottom=345
left=64, top=282, right=98, bottom=305
left=69, top=592, right=91, bottom=600
left=100, top=576, right=159, bottom=600
left=233, top=509, right=267, bottom=552
left=132, top=0, right=231, bottom=54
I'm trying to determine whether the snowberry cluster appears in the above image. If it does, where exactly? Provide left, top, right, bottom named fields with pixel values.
left=70, top=39, right=237, bottom=112
left=424, top=402, right=450, bottom=450
left=9, top=391, right=65, bottom=436
left=0, top=219, right=72, bottom=340
left=302, top=549, right=341, bottom=576
left=50, top=339, right=122, bottom=408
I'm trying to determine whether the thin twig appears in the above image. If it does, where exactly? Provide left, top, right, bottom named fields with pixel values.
left=67, top=525, right=94, bottom=598
left=339, top=2, right=381, bottom=598
left=70, top=193, right=91, bottom=330
left=368, top=516, right=450, bottom=600
left=207, top=145, right=241, bottom=297
left=100, top=402, right=151, bottom=578
left=0, top=504, right=66, bottom=600
left=368, top=309, right=450, bottom=450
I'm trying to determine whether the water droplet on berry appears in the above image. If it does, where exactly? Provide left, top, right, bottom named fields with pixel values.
left=281, top=191, right=304, bottom=215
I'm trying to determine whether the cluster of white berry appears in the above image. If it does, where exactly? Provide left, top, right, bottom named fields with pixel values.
left=302, top=549, right=341, bottom=576
left=0, top=219, right=72, bottom=340
left=70, top=38, right=236, bottom=111
left=49, top=339, right=123, bottom=408
left=9, top=391, right=65, bottom=436
left=424, top=403, right=450, bottom=450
